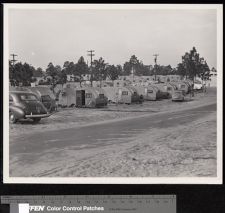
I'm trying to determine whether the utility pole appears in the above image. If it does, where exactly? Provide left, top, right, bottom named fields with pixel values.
left=9, top=54, right=18, bottom=86
left=10, top=54, right=18, bottom=66
left=87, top=50, right=95, bottom=86
left=153, top=54, right=159, bottom=81
left=131, top=66, right=135, bottom=82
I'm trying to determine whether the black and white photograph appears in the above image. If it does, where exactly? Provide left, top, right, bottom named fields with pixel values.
left=3, top=4, right=223, bottom=184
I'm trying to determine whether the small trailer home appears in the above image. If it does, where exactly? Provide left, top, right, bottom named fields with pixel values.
left=154, top=83, right=177, bottom=97
left=103, top=86, right=132, bottom=104
left=58, top=87, right=86, bottom=107
left=125, top=86, right=143, bottom=103
left=133, top=85, right=158, bottom=101
left=83, top=87, right=108, bottom=108
left=165, top=83, right=177, bottom=95
left=153, top=83, right=171, bottom=99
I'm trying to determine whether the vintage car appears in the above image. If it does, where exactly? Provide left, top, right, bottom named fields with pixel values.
left=9, top=91, right=51, bottom=123
left=28, top=87, right=57, bottom=112
left=172, top=90, right=185, bottom=102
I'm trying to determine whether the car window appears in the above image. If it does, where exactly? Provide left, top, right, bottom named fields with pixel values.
left=20, top=94, right=38, bottom=101
left=41, top=95, right=51, bottom=102
left=147, top=90, right=153, bottom=93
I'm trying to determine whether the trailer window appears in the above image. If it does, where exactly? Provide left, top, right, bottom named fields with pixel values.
left=147, top=90, right=153, bottom=93
left=122, top=91, right=128, bottom=95
left=181, top=85, right=185, bottom=88
left=85, top=93, right=92, bottom=98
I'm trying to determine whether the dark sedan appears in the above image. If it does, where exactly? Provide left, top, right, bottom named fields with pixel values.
left=9, top=91, right=51, bottom=123
left=28, top=87, right=57, bottom=112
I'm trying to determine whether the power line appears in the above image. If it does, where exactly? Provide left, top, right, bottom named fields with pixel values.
left=153, top=54, right=159, bottom=81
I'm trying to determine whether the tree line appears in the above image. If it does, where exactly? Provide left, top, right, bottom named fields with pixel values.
left=9, top=47, right=215, bottom=87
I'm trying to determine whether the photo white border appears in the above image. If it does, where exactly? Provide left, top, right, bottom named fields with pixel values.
left=3, top=3, right=223, bottom=184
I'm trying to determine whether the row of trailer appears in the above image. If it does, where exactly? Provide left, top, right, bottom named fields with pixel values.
left=57, top=80, right=192, bottom=107
left=58, top=86, right=142, bottom=107
left=10, top=80, right=193, bottom=109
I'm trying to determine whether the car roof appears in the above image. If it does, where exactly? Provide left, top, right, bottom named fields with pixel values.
left=10, top=91, right=37, bottom=95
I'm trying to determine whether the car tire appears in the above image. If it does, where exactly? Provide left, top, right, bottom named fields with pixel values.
left=9, top=112, right=17, bottom=124
left=32, top=118, right=41, bottom=123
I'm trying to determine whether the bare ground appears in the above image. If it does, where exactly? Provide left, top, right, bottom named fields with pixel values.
left=9, top=88, right=217, bottom=177
left=10, top=112, right=216, bottom=177
left=9, top=88, right=216, bottom=138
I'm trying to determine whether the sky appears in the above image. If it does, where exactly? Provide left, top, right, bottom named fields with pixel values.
left=8, top=8, right=217, bottom=70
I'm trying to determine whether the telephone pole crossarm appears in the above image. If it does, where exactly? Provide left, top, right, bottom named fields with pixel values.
left=10, top=54, right=18, bottom=66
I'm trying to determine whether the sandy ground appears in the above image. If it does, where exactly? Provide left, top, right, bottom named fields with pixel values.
left=9, top=88, right=216, bottom=138
left=10, top=112, right=216, bottom=177
left=9, top=88, right=217, bottom=177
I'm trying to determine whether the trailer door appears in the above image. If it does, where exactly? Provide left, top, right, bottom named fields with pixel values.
left=81, top=90, right=85, bottom=105
left=76, top=90, right=82, bottom=107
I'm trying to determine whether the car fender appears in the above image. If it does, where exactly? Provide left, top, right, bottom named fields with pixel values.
left=9, top=106, right=25, bottom=119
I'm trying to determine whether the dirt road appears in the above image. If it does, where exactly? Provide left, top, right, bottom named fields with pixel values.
left=9, top=103, right=216, bottom=177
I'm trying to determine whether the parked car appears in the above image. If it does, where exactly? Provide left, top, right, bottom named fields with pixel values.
left=28, top=87, right=57, bottom=112
left=172, top=90, right=185, bottom=101
left=9, top=91, right=51, bottom=123
left=40, top=94, right=57, bottom=112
